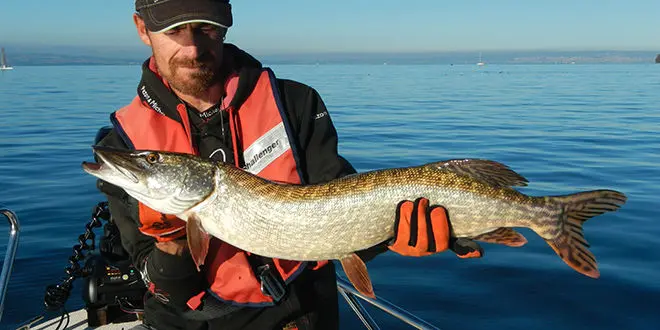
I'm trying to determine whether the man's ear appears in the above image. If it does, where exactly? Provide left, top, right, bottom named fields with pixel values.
left=133, top=13, right=152, bottom=46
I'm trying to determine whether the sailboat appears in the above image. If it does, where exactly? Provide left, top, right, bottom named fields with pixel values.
left=1, top=48, right=13, bottom=70
left=476, top=52, right=485, bottom=66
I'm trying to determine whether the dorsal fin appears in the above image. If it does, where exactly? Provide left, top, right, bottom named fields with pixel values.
left=426, top=159, right=529, bottom=188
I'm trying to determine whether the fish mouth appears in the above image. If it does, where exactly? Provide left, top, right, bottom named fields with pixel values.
left=82, top=146, right=140, bottom=184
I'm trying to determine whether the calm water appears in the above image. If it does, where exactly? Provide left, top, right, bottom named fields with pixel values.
left=1, top=64, right=659, bottom=329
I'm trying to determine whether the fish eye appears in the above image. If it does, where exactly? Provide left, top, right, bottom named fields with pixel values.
left=146, top=153, right=161, bottom=164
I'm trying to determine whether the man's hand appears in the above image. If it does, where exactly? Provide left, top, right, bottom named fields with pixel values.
left=148, top=238, right=204, bottom=310
left=388, top=198, right=483, bottom=258
left=156, top=239, right=188, bottom=256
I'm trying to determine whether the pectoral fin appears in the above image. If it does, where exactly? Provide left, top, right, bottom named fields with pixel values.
left=473, top=227, right=528, bottom=247
left=340, top=253, right=375, bottom=299
left=186, top=213, right=210, bottom=271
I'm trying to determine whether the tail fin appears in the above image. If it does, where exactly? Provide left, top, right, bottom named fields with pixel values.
left=545, top=190, right=627, bottom=278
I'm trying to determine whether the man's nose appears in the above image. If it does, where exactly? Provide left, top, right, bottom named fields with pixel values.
left=176, top=28, right=207, bottom=54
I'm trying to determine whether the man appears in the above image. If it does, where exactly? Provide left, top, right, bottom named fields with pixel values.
left=95, top=1, right=484, bottom=329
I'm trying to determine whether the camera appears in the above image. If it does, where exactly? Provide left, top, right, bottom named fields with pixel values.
left=81, top=218, right=147, bottom=326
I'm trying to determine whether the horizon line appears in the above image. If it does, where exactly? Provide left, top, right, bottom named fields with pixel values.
left=1, top=42, right=658, bottom=54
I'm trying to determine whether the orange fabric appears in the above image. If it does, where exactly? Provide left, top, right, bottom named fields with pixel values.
left=136, top=204, right=187, bottom=242
left=186, top=291, right=206, bottom=310
left=114, top=98, right=193, bottom=154
left=388, top=198, right=450, bottom=257
left=233, top=71, right=302, bottom=184
left=204, top=240, right=272, bottom=304
left=114, top=68, right=324, bottom=305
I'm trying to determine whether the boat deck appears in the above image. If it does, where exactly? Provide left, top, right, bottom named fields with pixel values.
left=20, top=309, right=141, bottom=330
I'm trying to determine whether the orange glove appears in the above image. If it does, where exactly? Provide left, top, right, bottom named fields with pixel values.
left=388, top=198, right=484, bottom=258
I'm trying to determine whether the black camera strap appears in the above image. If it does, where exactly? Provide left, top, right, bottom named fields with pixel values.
left=43, top=202, right=110, bottom=311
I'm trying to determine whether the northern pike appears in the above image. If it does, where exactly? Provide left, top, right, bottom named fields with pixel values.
left=82, top=146, right=626, bottom=298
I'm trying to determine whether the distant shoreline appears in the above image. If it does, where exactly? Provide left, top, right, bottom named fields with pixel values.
left=7, top=62, right=658, bottom=67
left=1, top=48, right=658, bottom=66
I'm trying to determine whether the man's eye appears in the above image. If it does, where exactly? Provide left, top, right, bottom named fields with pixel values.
left=200, top=26, right=219, bottom=35
left=164, top=27, right=183, bottom=35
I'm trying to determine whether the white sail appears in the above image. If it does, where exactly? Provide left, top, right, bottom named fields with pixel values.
left=1, top=48, right=13, bottom=70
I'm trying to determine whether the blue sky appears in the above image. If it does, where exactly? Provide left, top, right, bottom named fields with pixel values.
left=1, top=0, right=658, bottom=53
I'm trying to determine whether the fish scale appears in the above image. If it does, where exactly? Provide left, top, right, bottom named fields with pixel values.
left=196, top=164, right=552, bottom=261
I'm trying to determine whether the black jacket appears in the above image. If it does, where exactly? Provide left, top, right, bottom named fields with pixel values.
left=96, top=44, right=367, bottom=329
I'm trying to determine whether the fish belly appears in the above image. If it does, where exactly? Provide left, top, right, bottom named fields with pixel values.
left=193, top=183, right=556, bottom=261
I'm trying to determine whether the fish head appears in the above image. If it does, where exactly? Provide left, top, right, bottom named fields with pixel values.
left=82, top=146, right=215, bottom=215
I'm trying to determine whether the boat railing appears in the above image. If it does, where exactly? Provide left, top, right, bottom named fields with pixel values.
left=0, top=205, right=20, bottom=322
left=336, top=276, right=441, bottom=330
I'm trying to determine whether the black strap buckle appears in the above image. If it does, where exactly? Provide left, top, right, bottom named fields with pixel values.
left=257, top=264, right=286, bottom=303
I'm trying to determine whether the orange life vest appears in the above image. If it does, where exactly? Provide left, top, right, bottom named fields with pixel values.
left=112, top=62, right=327, bottom=306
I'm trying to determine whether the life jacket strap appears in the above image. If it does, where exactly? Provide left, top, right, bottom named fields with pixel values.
left=245, top=253, right=288, bottom=303
left=256, top=263, right=287, bottom=303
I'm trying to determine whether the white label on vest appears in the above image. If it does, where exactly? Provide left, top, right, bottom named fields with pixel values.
left=243, top=122, right=291, bottom=174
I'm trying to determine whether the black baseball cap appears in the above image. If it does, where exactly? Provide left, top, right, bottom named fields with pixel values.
left=135, top=0, right=233, bottom=33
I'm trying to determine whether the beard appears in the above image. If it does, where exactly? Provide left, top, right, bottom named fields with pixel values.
left=159, top=52, right=220, bottom=97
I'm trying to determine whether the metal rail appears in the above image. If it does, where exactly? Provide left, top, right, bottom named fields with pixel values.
left=337, top=276, right=441, bottom=330
left=0, top=206, right=20, bottom=322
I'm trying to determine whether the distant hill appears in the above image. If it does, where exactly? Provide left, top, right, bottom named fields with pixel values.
left=0, top=44, right=149, bottom=66
left=260, top=50, right=659, bottom=65
left=1, top=44, right=658, bottom=66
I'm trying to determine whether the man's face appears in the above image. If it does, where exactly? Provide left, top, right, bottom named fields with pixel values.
left=134, top=15, right=226, bottom=96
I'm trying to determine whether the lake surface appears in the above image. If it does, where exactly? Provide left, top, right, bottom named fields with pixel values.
left=1, top=63, right=659, bottom=329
